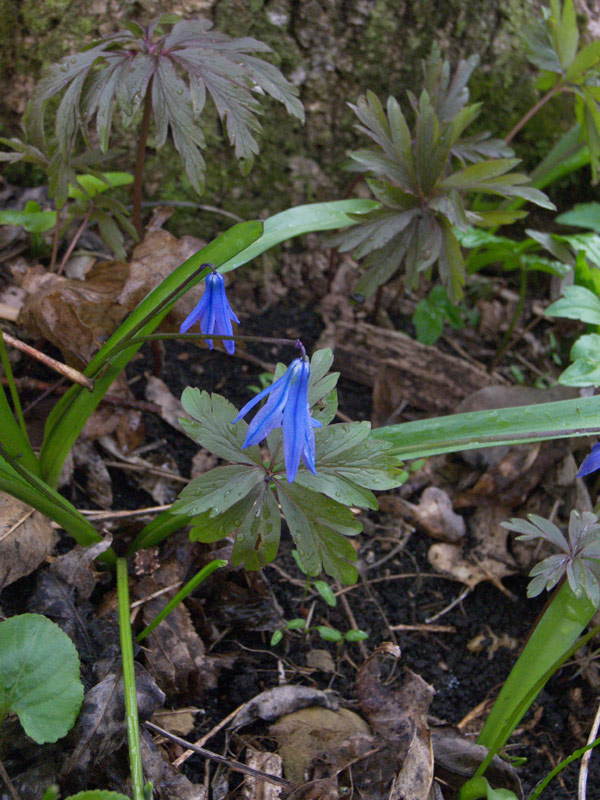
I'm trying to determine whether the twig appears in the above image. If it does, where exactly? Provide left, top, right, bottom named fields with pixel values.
left=80, top=504, right=171, bottom=520
left=57, top=205, right=94, bottom=276
left=579, top=697, right=600, bottom=799
left=146, top=721, right=294, bottom=787
left=389, top=623, right=456, bottom=633
left=1, top=331, right=94, bottom=391
left=172, top=700, right=251, bottom=767
left=425, top=586, right=471, bottom=624
left=0, top=757, right=21, bottom=800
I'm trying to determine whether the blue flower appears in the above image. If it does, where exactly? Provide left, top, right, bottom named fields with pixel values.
left=233, top=357, right=322, bottom=482
left=578, top=443, right=600, bottom=478
left=180, top=271, right=239, bottom=354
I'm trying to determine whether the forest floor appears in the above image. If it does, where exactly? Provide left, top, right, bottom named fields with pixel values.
left=1, top=205, right=600, bottom=800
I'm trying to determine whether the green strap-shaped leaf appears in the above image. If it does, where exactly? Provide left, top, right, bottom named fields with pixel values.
left=369, top=394, right=600, bottom=459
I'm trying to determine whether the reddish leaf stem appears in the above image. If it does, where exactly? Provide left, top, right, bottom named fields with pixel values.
left=132, top=79, right=154, bottom=239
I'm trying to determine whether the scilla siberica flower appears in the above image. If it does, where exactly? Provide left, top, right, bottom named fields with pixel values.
left=180, top=269, right=239, bottom=354
left=578, top=443, right=600, bottom=478
left=233, top=357, right=321, bottom=483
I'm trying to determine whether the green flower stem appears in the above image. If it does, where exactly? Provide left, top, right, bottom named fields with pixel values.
left=477, top=581, right=595, bottom=753
left=135, top=559, right=226, bottom=643
left=116, top=558, right=144, bottom=800
left=0, top=331, right=28, bottom=446
left=105, top=332, right=307, bottom=361
left=529, top=735, right=600, bottom=800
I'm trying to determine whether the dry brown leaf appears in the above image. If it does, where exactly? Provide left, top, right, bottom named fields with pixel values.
left=269, top=707, right=371, bottom=783
left=117, top=229, right=206, bottom=332
left=455, top=441, right=567, bottom=509
left=428, top=505, right=516, bottom=590
left=242, top=747, right=284, bottom=800
left=151, top=707, right=199, bottom=736
left=430, top=725, right=522, bottom=797
left=381, top=488, right=465, bottom=543
left=82, top=373, right=145, bottom=452
left=18, top=260, right=130, bottom=367
left=389, top=726, right=434, bottom=800
left=134, top=556, right=222, bottom=697
left=231, top=685, right=340, bottom=729
left=145, top=375, right=187, bottom=433
left=0, top=494, right=57, bottom=590
left=72, top=440, right=113, bottom=508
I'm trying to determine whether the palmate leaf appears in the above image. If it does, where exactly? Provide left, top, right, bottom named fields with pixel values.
left=336, top=50, right=552, bottom=301
left=180, top=389, right=264, bottom=466
left=277, top=483, right=360, bottom=584
left=18, top=17, right=303, bottom=195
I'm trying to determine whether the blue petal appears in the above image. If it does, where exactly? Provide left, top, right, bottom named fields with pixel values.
left=179, top=272, right=239, bottom=353
left=283, top=360, right=311, bottom=482
left=233, top=365, right=296, bottom=423
left=179, top=291, right=209, bottom=333
left=578, top=443, right=600, bottom=478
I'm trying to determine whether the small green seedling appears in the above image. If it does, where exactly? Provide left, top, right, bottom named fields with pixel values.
left=270, top=550, right=368, bottom=646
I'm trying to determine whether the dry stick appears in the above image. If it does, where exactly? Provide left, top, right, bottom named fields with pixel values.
left=172, top=700, right=252, bottom=767
left=504, top=85, right=563, bottom=145
left=80, top=504, right=171, bottom=520
left=56, top=205, right=93, bottom=276
left=0, top=758, right=21, bottom=800
left=146, top=721, right=294, bottom=787
left=1, top=332, right=94, bottom=391
left=578, top=698, right=600, bottom=799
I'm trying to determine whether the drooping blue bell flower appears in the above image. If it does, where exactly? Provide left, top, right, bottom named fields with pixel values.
left=578, top=443, right=600, bottom=478
left=233, top=357, right=322, bottom=482
left=180, top=271, right=239, bottom=354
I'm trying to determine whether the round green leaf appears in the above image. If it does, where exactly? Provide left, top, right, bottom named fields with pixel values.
left=0, top=613, right=83, bottom=743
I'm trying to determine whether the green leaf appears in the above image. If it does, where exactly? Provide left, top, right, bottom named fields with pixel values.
left=557, top=202, right=600, bottom=233
left=218, top=199, right=381, bottom=275
left=0, top=614, right=83, bottom=743
left=546, top=285, right=600, bottom=324
left=344, top=629, right=369, bottom=642
left=555, top=0, right=579, bottom=69
left=171, top=465, right=265, bottom=517
left=231, top=486, right=281, bottom=570
left=565, top=39, right=600, bottom=80
left=276, top=484, right=359, bottom=583
left=68, top=171, right=133, bottom=201
left=317, top=626, right=343, bottom=642
left=369, top=394, right=600, bottom=459
left=294, top=470, right=378, bottom=510
left=180, top=389, right=263, bottom=466
left=285, top=618, right=307, bottom=631
left=189, top=488, right=262, bottom=543
left=270, top=630, right=283, bottom=646
left=0, top=207, right=56, bottom=233
left=440, top=158, right=521, bottom=190
left=558, top=334, right=600, bottom=386
left=313, top=580, right=337, bottom=607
